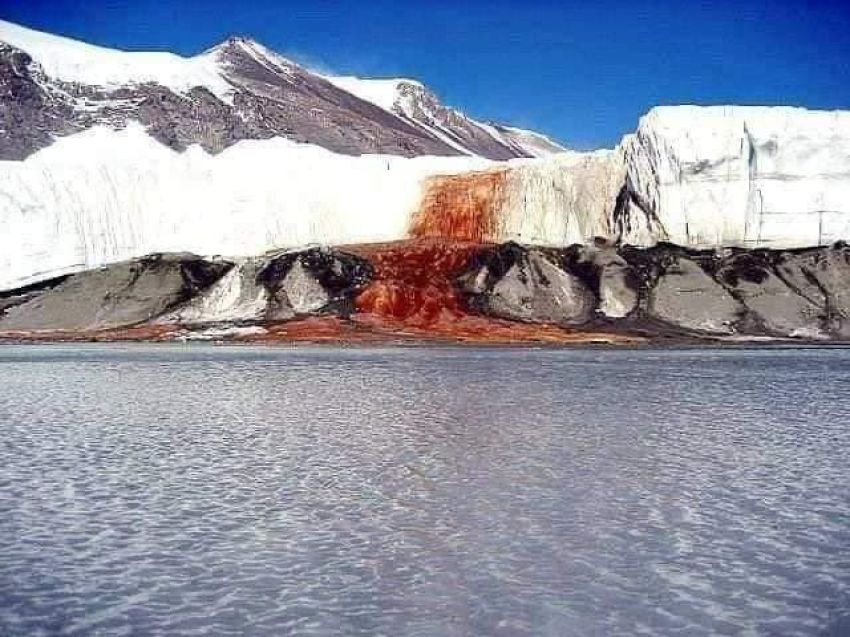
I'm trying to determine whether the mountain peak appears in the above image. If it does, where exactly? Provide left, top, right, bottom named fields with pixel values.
left=203, top=34, right=301, bottom=79
left=1, top=18, right=564, bottom=160
left=205, top=35, right=268, bottom=55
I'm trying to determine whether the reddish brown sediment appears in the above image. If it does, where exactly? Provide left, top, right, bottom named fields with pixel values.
left=234, top=315, right=639, bottom=346
left=410, top=169, right=507, bottom=241
left=346, top=239, right=486, bottom=325
left=240, top=316, right=390, bottom=344
left=348, top=313, right=640, bottom=345
left=0, top=318, right=641, bottom=346
left=342, top=239, right=642, bottom=345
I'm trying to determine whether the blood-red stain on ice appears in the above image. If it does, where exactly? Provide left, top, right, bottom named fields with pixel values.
left=410, top=170, right=507, bottom=242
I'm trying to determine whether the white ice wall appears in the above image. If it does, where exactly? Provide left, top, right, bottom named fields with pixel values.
left=499, top=150, right=624, bottom=245
left=622, top=106, right=850, bottom=248
left=0, top=124, right=488, bottom=291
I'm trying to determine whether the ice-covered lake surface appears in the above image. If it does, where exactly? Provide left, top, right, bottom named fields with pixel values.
left=0, top=344, right=848, bottom=636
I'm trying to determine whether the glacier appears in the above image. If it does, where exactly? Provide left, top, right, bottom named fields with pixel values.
left=2, top=104, right=850, bottom=292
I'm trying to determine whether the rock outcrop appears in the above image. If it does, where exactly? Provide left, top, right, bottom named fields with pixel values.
left=0, top=247, right=372, bottom=332
left=456, top=241, right=850, bottom=340
left=459, top=243, right=596, bottom=325
left=0, top=254, right=231, bottom=331
left=2, top=241, right=849, bottom=342
left=255, top=248, right=373, bottom=318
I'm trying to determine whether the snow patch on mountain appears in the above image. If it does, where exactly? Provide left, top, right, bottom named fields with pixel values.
left=482, top=124, right=569, bottom=158
left=324, top=74, right=566, bottom=158
left=0, top=19, right=234, bottom=101
left=323, top=76, right=419, bottom=112
left=206, top=36, right=298, bottom=81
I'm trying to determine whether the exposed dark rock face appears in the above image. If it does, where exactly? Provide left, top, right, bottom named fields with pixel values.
left=0, top=44, right=82, bottom=160
left=710, top=244, right=850, bottom=339
left=161, top=258, right=272, bottom=325
left=0, top=273, right=70, bottom=314
left=257, top=247, right=374, bottom=317
left=612, top=243, right=747, bottom=334
left=0, top=32, right=548, bottom=160
left=2, top=241, right=848, bottom=341
left=457, top=241, right=850, bottom=340
left=793, top=243, right=850, bottom=337
left=565, top=243, right=639, bottom=319
left=0, top=247, right=373, bottom=331
left=132, top=84, right=257, bottom=154
left=157, top=247, right=374, bottom=327
left=716, top=251, right=825, bottom=338
left=647, top=255, right=743, bottom=335
left=459, top=242, right=596, bottom=325
left=0, top=254, right=232, bottom=331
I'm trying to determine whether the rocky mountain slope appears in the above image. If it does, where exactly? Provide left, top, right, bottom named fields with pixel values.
left=0, top=19, right=561, bottom=160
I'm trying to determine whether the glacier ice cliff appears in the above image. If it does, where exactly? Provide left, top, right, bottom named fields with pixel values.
left=619, top=106, right=850, bottom=248
left=2, top=105, right=850, bottom=291
left=0, top=124, right=489, bottom=290
left=2, top=105, right=850, bottom=292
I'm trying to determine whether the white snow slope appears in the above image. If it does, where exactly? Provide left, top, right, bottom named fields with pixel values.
left=322, top=76, right=412, bottom=113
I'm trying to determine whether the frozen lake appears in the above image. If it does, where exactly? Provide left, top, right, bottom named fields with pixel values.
left=0, top=344, right=848, bottom=636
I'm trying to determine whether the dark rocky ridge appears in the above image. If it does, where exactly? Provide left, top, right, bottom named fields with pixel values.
left=1, top=242, right=848, bottom=342
left=0, top=44, right=82, bottom=160
left=461, top=241, right=850, bottom=340
left=0, top=254, right=231, bottom=331
left=257, top=248, right=374, bottom=318
left=0, top=248, right=374, bottom=331
left=0, top=30, right=553, bottom=160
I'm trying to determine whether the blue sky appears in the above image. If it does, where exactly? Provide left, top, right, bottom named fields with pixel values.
left=3, top=0, right=849, bottom=148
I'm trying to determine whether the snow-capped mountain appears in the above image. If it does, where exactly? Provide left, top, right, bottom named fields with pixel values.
left=0, top=19, right=565, bottom=160
left=323, top=75, right=564, bottom=159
